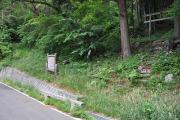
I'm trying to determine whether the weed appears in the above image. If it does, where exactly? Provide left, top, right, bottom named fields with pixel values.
left=44, top=98, right=71, bottom=113
left=71, top=107, right=94, bottom=120
left=2, top=79, right=44, bottom=101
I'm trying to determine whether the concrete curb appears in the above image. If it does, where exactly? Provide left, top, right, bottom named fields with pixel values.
left=0, top=67, right=83, bottom=107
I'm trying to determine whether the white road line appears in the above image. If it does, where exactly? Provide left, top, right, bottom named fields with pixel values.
left=0, top=82, right=81, bottom=120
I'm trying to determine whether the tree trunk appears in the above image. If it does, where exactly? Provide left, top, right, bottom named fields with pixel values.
left=174, top=17, right=180, bottom=39
left=119, top=0, right=131, bottom=58
left=131, top=0, right=135, bottom=33
left=32, top=0, right=39, bottom=16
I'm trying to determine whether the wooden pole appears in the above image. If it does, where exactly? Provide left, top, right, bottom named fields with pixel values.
left=1, top=10, right=3, bottom=25
left=149, top=15, right=152, bottom=40
left=149, top=2, right=151, bottom=40
left=144, top=17, right=173, bottom=23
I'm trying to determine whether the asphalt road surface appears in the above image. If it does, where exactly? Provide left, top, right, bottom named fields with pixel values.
left=0, top=83, right=77, bottom=120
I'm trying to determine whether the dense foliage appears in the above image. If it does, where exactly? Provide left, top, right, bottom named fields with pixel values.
left=0, top=0, right=142, bottom=59
left=0, top=0, right=180, bottom=120
left=17, top=1, right=119, bottom=59
left=1, top=0, right=178, bottom=59
left=0, top=26, right=12, bottom=59
left=0, top=42, right=12, bottom=59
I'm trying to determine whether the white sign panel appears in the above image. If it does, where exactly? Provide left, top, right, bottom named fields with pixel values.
left=47, top=56, right=55, bottom=71
left=46, top=54, right=57, bottom=74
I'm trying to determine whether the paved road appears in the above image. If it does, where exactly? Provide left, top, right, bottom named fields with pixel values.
left=0, top=83, right=77, bottom=120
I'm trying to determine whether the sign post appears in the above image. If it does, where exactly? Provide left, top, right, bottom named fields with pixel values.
left=46, top=54, right=58, bottom=75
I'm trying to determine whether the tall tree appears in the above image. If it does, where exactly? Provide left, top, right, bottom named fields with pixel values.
left=118, top=0, right=131, bottom=58
left=175, top=17, right=180, bottom=39
left=174, top=0, right=180, bottom=39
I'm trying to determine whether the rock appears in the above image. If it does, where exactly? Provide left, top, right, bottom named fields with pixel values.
left=152, top=40, right=171, bottom=52
left=165, top=74, right=173, bottom=82
left=63, top=60, right=70, bottom=65
left=138, top=65, right=151, bottom=74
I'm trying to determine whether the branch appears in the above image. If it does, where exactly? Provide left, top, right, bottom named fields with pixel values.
left=16, top=0, right=60, bottom=12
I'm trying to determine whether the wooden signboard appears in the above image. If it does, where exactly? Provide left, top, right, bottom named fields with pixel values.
left=46, top=54, right=58, bottom=75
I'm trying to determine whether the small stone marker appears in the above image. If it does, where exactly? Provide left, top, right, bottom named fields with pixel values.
left=46, top=54, right=58, bottom=75
left=165, top=74, right=173, bottom=82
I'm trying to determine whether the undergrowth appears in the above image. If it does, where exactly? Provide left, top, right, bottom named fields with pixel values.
left=1, top=47, right=180, bottom=120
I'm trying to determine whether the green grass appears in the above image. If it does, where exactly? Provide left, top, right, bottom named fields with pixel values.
left=2, top=79, right=45, bottom=101
left=71, top=107, right=95, bottom=120
left=44, top=97, right=71, bottom=113
left=2, top=48, right=179, bottom=120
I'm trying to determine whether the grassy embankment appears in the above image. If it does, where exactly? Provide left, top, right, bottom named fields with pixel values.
left=0, top=32, right=180, bottom=120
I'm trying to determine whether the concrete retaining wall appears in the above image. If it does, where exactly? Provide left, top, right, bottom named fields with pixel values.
left=0, top=67, right=83, bottom=106
left=0, top=67, right=114, bottom=120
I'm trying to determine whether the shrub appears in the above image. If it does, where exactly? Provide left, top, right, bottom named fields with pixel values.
left=0, top=42, right=12, bottom=60
left=116, top=54, right=141, bottom=84
left=150, top=52, right=180, bottom=84
left=0, top=26, right=11, bottom=42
